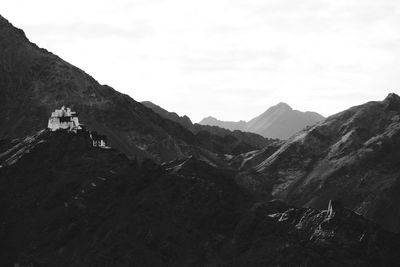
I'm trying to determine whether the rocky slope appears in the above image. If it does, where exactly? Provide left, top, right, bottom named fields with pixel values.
left=234, top=93, right=400, bottom=233
left=200, top=102, right=325, bottom=139
left=0, top=130, right=399, bottom=266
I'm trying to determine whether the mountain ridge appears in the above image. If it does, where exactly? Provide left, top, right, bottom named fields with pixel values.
left=142, top=100, right=274, bottom=155
left=199, top=102, right=325, bottom=139
left=233, top=93, right=400, bottom=232
left=0, top=14, right=254, bottom=164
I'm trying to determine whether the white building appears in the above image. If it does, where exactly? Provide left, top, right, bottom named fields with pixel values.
left=47, top=106, right=82, bottom=132
left=90, top=131, right=108, bottom=148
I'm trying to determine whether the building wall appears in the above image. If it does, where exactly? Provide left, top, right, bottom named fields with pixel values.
left=48, top=117, right=60, bottom=131
left=71, top=117, right=80, bottom=127
left=48, top=114, right=80, bottom=132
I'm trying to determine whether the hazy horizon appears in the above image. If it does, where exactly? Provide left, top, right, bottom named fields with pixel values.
left=2, top=0, right=399, bottom=122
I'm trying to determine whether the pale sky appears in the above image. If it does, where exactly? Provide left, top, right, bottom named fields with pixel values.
left=2, top=0, right=400, bottom=122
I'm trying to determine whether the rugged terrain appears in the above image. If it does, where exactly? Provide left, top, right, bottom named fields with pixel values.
left=0, top=130, right=399, bottom=266
left=2, top=13, right=400, bottom=266
left=234, top=93, right=400, bottom=233
left=0, top=15, right=266, bottom=164
left=200, top=102, right=324, bottom=139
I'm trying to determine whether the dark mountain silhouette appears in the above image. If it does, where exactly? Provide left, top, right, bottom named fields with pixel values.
left=0, top=130, right=399, bottom=266
left=200, top=102, right=325, bottom=139
left=233, top=93, right=400, bottom=233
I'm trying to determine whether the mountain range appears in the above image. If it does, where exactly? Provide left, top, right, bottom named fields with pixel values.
left=142, top=101, right=273, bottom=155
left=1, top=14, right=400, bottom=266
left=232, top=93, right=400, bottom=232
left=200, top=102, right=325, bottom=139
left=0, top=15, right=269, bottom=164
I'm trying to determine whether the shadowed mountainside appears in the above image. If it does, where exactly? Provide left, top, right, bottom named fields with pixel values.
left=0, top=130, right=399, bottom=266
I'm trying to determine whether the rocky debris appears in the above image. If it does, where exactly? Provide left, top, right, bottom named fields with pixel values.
left=231, top=200, right=400, bottom=266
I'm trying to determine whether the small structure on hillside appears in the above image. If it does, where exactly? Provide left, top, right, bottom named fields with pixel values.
left=48, top=106, right=109, bottom=148
left=90, top=131, right=108, bottom=147
left=48, top=106, right=82, bottom=133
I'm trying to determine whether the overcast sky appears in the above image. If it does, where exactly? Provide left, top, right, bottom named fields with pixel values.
left=2, top=0, right=400, bottom=122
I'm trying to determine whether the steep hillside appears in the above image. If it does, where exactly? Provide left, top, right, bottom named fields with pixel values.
left=141, top=101, right=193, bottom=129
left=235, top=93, right=400, bottom=232
left=0, top=130, right=399, bottom=266
left=0, top=15, right=224, bottom=163
left=199, top=103, right=324, bottom=139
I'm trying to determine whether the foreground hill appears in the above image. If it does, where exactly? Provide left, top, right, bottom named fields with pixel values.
left=234, top=93, right=400, bottom=233
left=200, top=102, right=324, bottom=139
left=0, top=130, right=398, bottom=266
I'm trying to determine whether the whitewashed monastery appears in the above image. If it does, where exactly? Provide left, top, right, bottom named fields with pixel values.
left=48, top=106, right=82, bottom=132
left=47, top=106, right=108, bottom=148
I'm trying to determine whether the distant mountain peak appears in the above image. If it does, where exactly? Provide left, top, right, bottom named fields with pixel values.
left=384, top=92, right=400, bottom=103
left=274, top=102, right=292, bottom=110
left=383, top=92, right=400, bottom=110
left=202, top=116, right=218, bottom=120
left=386, top=92, right=399, bottom=99
left=199, top=103, right=324, bottom=139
